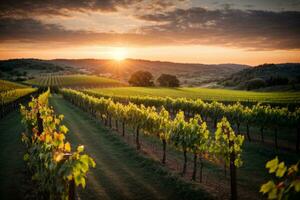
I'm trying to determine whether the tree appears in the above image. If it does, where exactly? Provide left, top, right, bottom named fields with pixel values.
left=157, top=74, right=180, bottom=87
left=128, top=71, right=154, bottom=86
left=245, top=78, right=266, bottom=90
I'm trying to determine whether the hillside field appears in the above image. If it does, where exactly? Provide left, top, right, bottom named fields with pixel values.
left=87, top=87, right=300, bottom=104
left=0, top=80, right=27, bottom=92
left=24, top=75, right=126, bottom=88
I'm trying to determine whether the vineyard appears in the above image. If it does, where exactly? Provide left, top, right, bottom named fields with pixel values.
left=84, top=89, right=300, bottom=150
left=60, top=88, right=300, bottom=199
left=88, top=87, right=300, bottom=104
left=24, top=75, right=126, bottom=88
left=0, top=80, right=38, bottom=118
left=0, top=80, right=27, bottom=92
left=1, top=79, right=299, bottom=200
left=19, top=89, right=95, bottom=199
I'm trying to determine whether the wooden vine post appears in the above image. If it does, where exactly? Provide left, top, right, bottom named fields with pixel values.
left=64, top=153, right=75, bottom=200
left=69, top=179, right=75, bottom=200
left=37, top=111, right=43, bottom=136
left=122, top=121, right=125, bottom=137
left=136, top=126, right=141, bottom=150
left=229, top=139, right=237, bottom=200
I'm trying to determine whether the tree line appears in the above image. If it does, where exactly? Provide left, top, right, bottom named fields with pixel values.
left=128, top=71, right=180, bottom=87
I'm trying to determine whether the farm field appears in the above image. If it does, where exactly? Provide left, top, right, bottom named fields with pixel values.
left=1, top=77, right=300, bottom=199
left=24, top=75, right=126, bottom=88
left=1, top=88, right=299, bottom=199
left=2, top=1, right=300, bottom=199
left=51, top=94, right=299, bottom=199
left=0, top=88, right=37, bottom=104
left=0, top=80, right=26, bottom=92
left=60, top=88, right=300, bottom=199
left=83, top=88, right=299, bottom=149
left=88, top=87, right=300, bottom=103
left=49, top=95, right=211, bottom=200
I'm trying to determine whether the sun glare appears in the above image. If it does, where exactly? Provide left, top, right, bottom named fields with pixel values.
left=112, top=48, right=127, bottom=61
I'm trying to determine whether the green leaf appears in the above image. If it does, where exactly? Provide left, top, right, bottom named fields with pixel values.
left=23, top=153, right=29, bottom=161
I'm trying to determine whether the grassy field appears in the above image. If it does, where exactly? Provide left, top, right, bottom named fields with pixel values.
left=88, top=87, right=300, bottom=103
left=25, top=75, right=126, bottom=88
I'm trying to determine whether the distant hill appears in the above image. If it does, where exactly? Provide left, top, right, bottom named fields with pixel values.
left=0, top=58, right=248, bottom=86
left=0, top=59, right=77, bottom=81
left=221, top=63, right=300, bottom=91
left=50, top=59, right=249, bottom=86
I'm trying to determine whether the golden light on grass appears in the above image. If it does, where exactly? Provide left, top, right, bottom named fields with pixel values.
left=112, top=48, right=127, bottom=61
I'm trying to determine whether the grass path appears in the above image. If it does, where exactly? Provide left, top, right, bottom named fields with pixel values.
left=49, top=95, right=210, bottom=200
left=0, top=112, right=25, bottom=199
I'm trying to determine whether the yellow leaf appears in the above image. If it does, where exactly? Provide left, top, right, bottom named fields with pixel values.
left=275, top=162, right=287, bottom=178
left=268, top=188, right=278, bottom=200
left=58, top=142, right=64, bottom=149
left=65, top=142, right=71, bottom=152
left=292, top=180, right=300, bottom=192
left=77, top=145, right=84, bottom=153
left=260, top=181, right=275, bottom=194
left=60, top=125, right=69, bottom=134
left=59, top=114, right=64, bottom=120
left=57, top=133, right=65, bottom=141
left=266, top=157, right=279, bottom=173
left=67, top=175, right=73, bottom=181
left=288, top=164, right=298, bottom=175
left=45, top=134, right=51, bottom=143
left=53, top=152, right=64, bottom=162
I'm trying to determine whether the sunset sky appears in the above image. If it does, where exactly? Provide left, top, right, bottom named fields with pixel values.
left=0, top=0, right=300, bottom=65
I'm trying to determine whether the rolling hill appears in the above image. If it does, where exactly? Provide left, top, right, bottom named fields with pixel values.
left=0, top=59, right=78, bottom=81
left=221, top=63, right=300, bottom=91
left=0, top=58, right=249, bottom=86
left=50, top=58, right=249, bottom=86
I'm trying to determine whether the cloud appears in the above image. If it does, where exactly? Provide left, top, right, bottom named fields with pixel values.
left=0, top=5, right=300, bottom=50
left=137, top=7, right=300, bottom=50
left=0, top=0, right=184, bottom=17
left=0, top=18, right=173, bottom=47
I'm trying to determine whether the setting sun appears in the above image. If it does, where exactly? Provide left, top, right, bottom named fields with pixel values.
left=112, top=48, right=127, bottom=61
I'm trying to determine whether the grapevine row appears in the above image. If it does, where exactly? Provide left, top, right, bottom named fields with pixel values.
left=20, top=89, right=95, bottom=199
left=83, top=90, right=300, bottom=151
left=0, top=88, right=38, bottom=118
left=61, top=88, right=244, bottom=200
